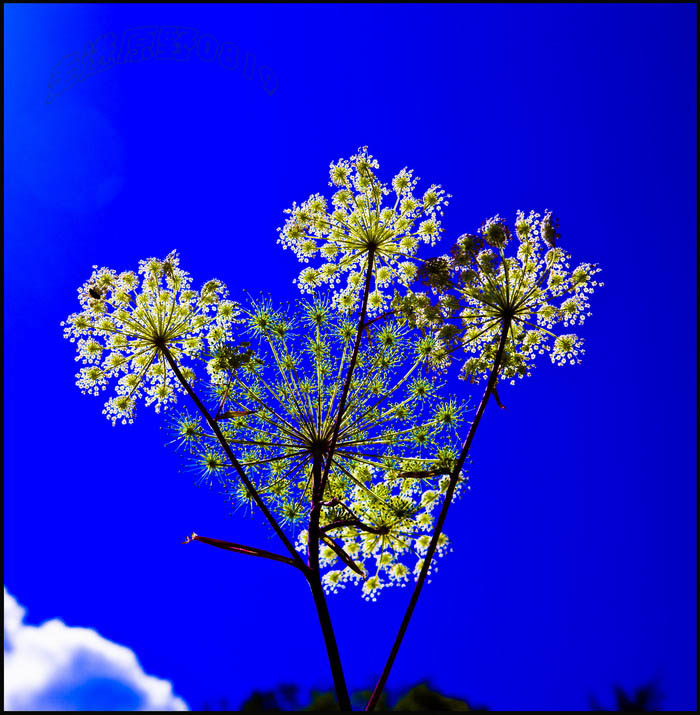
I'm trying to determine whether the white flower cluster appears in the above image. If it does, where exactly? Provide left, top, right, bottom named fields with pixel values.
left=191, top=297, right=467, bottom=600
left=295, top=467, right=465, bottom=602
left=62, top=251, right=240, bottom=424
left=397, top=210, right=603, bottom=383
left=277, top=147, right=450, bottom=314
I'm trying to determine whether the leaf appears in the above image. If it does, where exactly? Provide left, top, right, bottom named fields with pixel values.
left=183, top=533, right=302, bottom=570
left=492, top=387, right=506, bottom=409
left=320, top=534, right=365, bottom=578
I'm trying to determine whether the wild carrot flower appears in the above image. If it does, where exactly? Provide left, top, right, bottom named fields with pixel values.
left=169, top=296, right=467, bottom=599
left=277, top=147, right=450, bottom=313
left=396, top=211, right=602, bottom=383
left=62, top=251, right=240, bottom=425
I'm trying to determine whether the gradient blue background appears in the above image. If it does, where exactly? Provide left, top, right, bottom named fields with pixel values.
left=4, top=3, right=697, bottom=711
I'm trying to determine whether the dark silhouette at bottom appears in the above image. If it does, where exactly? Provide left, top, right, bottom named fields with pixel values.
left=200, top=681, right=663, bottom=711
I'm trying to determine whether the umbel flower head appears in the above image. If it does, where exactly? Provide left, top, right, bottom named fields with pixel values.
left=396, top=211, right=603, bottom=383
left=168, top=295, right=467, bottom=600
left=277, top=147, right=450, bottom=315
left=62, top=251, right=240, bottom=425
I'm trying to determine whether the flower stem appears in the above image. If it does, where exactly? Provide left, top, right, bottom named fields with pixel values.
left=165, top=348, right=351, bottom=708
left=308, top=454, right=352, bottom=711
left=319, top=248, right=376, bottom=497
left=365, top=318, right=512, bottom=711
left=161, top=346, right=304, bottom=568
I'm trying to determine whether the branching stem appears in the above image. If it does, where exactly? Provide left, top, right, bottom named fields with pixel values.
left=319, top=249, right=376, bottom=498
left=365, top=317, right=512, bottom=711
left=162, top=346, right=304, bottom=568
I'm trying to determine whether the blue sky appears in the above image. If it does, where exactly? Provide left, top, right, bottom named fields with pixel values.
left=4, top=3, right=697, bottom=711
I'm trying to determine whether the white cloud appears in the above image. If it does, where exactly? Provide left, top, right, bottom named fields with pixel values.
left=4, top=588, right=189, bottom=711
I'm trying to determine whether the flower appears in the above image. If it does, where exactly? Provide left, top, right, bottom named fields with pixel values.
left=277, top=147, right=450, bottom=313
left=62, top=251, right=240, bottom=425
left=169, top=295, right=468, bottom=598
left=396, top=210, right=602, bottom=384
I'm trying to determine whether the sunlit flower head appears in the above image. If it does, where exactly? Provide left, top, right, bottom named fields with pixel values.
left=62, top=251, right=241, bottom=424
left=277, top=147, right=450, bottom=314
left=396, top=211, right=603, bottom=384
left=168, top=295, right=468, bottom=598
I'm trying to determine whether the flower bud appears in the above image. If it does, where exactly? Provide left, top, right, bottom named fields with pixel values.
left=451, top=234, right=485, bottom=265
left=417, top=256, right=452, bottom=292
left=481, top=217, right=511, bottom=248
left=541, top=210, right=560, bottom=248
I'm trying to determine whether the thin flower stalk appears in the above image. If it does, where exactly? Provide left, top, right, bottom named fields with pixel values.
left=365, top=318, right=511, bottom=711
left=167, top=338, right=353, bottom=709
left=368, top=210, right=602, bottom=709
left=161, top=345, right=304, bottom=566
left=318, top=248, right=375, bottom=509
